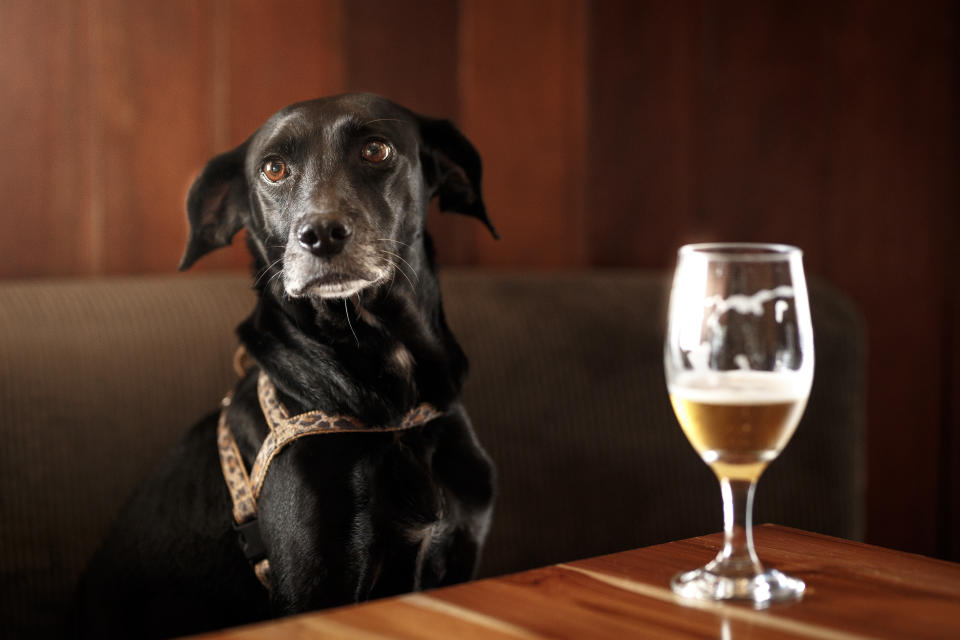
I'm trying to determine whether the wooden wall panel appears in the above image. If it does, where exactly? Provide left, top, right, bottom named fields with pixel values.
left=459, top=0, right=589, bottom=267
left=96, top=1, right=217, bottom=274
left=949, top=246, right=960, bottom=561
left=227, top=0, right=345, bottom=142
left=0, top=0, right=956, bottom=560
left=192, top=0, right=347, bottom=272
left=343, top=0, right=458, bottom=116
left=589, top=0, right=957, bottom=557
left=813, top=0, right=953, bottom=557
left=590, top=1, right=834, bottom=267
left=589, top=0, right=699, bottom=268
left=340, top=0, right=470, bottom=264
left=0, top=1, right=95, bottom=277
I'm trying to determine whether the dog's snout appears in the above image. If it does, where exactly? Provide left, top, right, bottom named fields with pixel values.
left=296, top=215, right=353, bottom=257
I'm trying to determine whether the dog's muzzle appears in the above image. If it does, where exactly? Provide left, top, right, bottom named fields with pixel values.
left=282, top=213, right=386, bottom=299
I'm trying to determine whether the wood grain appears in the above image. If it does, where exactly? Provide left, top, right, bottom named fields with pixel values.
left=226, top=0, right=346, bottom=143
left=342, top=0, right=457, bottom=116
left=587, top=0, right=957, bottom=558
left=340, top=0, right=470, bottom=264
left=0, top=1, right=96, bottom=276
left=192, top=0, right=348, bottom=273
left=195, top=526, right=960, bottom=639
left=95, top=1, right=217, bottom=274
left=811, top=1, right=953, bottom=558
left=588, top=0, right=699, bottom=268
left=459, top=0, right=589, bottom=267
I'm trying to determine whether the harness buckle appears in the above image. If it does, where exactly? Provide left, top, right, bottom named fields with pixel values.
left=233, top=518, right=267, bottom=563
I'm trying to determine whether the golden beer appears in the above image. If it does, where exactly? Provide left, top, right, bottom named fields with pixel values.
left=669, top=372, right=809, bottom=482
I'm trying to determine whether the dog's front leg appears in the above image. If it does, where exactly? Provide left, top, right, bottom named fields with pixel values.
left=429, top=407, right=496, bottom=586
left=257, top=447, right=371, bottom=614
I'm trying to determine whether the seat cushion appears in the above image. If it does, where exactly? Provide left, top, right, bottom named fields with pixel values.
left=0, top=274, right=255, bottom=638
left=0, top=269, right=865, bottom=638
left=440, top=270, right=866, bottom=576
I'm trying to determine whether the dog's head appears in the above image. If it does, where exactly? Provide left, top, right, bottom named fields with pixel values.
left=179, top=93, right=496, bottom=300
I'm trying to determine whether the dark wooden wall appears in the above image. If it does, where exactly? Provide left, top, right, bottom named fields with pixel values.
left=2, top=0, right=957, bottom=560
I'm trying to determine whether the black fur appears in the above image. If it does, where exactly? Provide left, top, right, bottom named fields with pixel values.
left=78, top=94, right=496, bottom=638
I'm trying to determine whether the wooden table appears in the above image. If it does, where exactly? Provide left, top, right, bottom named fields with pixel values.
left=197, top=525, right=960, bottom=639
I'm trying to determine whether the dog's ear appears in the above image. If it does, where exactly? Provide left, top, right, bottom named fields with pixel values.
left=419, top=118, right=499, bottom=239
left=179, top=142, right=249, bottom=270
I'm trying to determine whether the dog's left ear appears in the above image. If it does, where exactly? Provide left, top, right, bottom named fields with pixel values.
left=179, top=141, right=249, bottom=271
left=419, top=118, right=499, bottom=239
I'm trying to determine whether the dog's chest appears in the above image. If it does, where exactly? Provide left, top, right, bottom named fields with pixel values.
left=279, top=428, right=449, bottom=533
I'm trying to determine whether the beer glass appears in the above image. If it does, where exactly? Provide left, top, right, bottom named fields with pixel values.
left=664, top=243, right=813, bottom=606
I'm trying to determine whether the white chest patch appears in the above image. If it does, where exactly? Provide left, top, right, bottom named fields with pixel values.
left=390, top=344, right=415, bottom=379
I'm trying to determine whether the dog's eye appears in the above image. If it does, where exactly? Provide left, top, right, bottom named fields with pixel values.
left=261, top=158, right=288, bottom=182
left=361, top=140, right=391, bottom=163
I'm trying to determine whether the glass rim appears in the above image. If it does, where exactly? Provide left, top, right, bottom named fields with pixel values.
left=678, top=242, right=803, bottom=261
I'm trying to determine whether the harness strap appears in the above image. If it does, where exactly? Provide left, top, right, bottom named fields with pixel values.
left=216, top=349, right=442, bottom=590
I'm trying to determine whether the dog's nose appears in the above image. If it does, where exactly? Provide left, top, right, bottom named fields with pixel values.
left=296, top=216, right=353, bottom=257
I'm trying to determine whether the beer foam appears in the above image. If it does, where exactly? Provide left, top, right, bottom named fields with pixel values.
left=668, top=370, right=811, bottom=405
left=703, top=285, right=794, bottom=317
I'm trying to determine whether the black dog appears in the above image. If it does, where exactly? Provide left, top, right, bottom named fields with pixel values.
left=78, top=93, right=496, bottom=638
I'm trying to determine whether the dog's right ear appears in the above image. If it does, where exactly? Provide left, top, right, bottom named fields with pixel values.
left=179, top=142, right=249, bottom=271
left=419, top=117, right=499, bottom=239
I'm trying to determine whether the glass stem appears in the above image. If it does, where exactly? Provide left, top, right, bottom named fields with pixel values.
left=711, top=478, right=762, bottom=575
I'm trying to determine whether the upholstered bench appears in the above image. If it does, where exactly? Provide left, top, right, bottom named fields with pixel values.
left=0, top=269, right=865, bottom=638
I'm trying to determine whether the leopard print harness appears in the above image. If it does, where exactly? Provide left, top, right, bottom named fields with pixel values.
left=216, top=348, right=442, bottom=589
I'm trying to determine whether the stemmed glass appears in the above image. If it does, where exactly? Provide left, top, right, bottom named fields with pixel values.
left=664, top=243, right=813, bottom=606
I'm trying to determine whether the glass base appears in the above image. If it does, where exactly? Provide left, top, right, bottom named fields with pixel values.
left=670, top=566, right=805, bottom=608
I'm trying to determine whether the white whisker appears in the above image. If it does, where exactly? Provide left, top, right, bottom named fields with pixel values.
left=384, top=260, right=397, bottom=297
left=378, top=251, right=416, bottom=291
left=380, top=250, right=419, bottom=281
left=377, top=238, right=414, bottom=249
left=344, top=299, right=360, bottom=348
left=388, top=256, right=416, bottom=291
left=254, top=256, right=285, bottom=287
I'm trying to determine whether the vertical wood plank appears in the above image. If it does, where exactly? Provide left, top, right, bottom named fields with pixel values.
left=947, top=217, right=960, bottom=559
left=690, top=2, right=833, bottom=271
left=459, top=0, right=589, bottom=267
left=192, top=0, right=346, bottom=272
left=340, top=0, right=467, bottom=264
left=227, top=0, right=345, bottom=142
left=0, top=1, right=95, bottom=276
left=95, top=1, right=217, bottom=274
left=590, top=1, right=833, bottom=269
left=589, top=0, right=955, bottom=556
left=816, top=0, right=951, bottom=556
left=948, top=0, right=960, bottom=554
left=588, top=0, right=700, bottom=268
left=949, top=254, right=960, bottom=561
left=343, top=0, right=458, bottom=116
